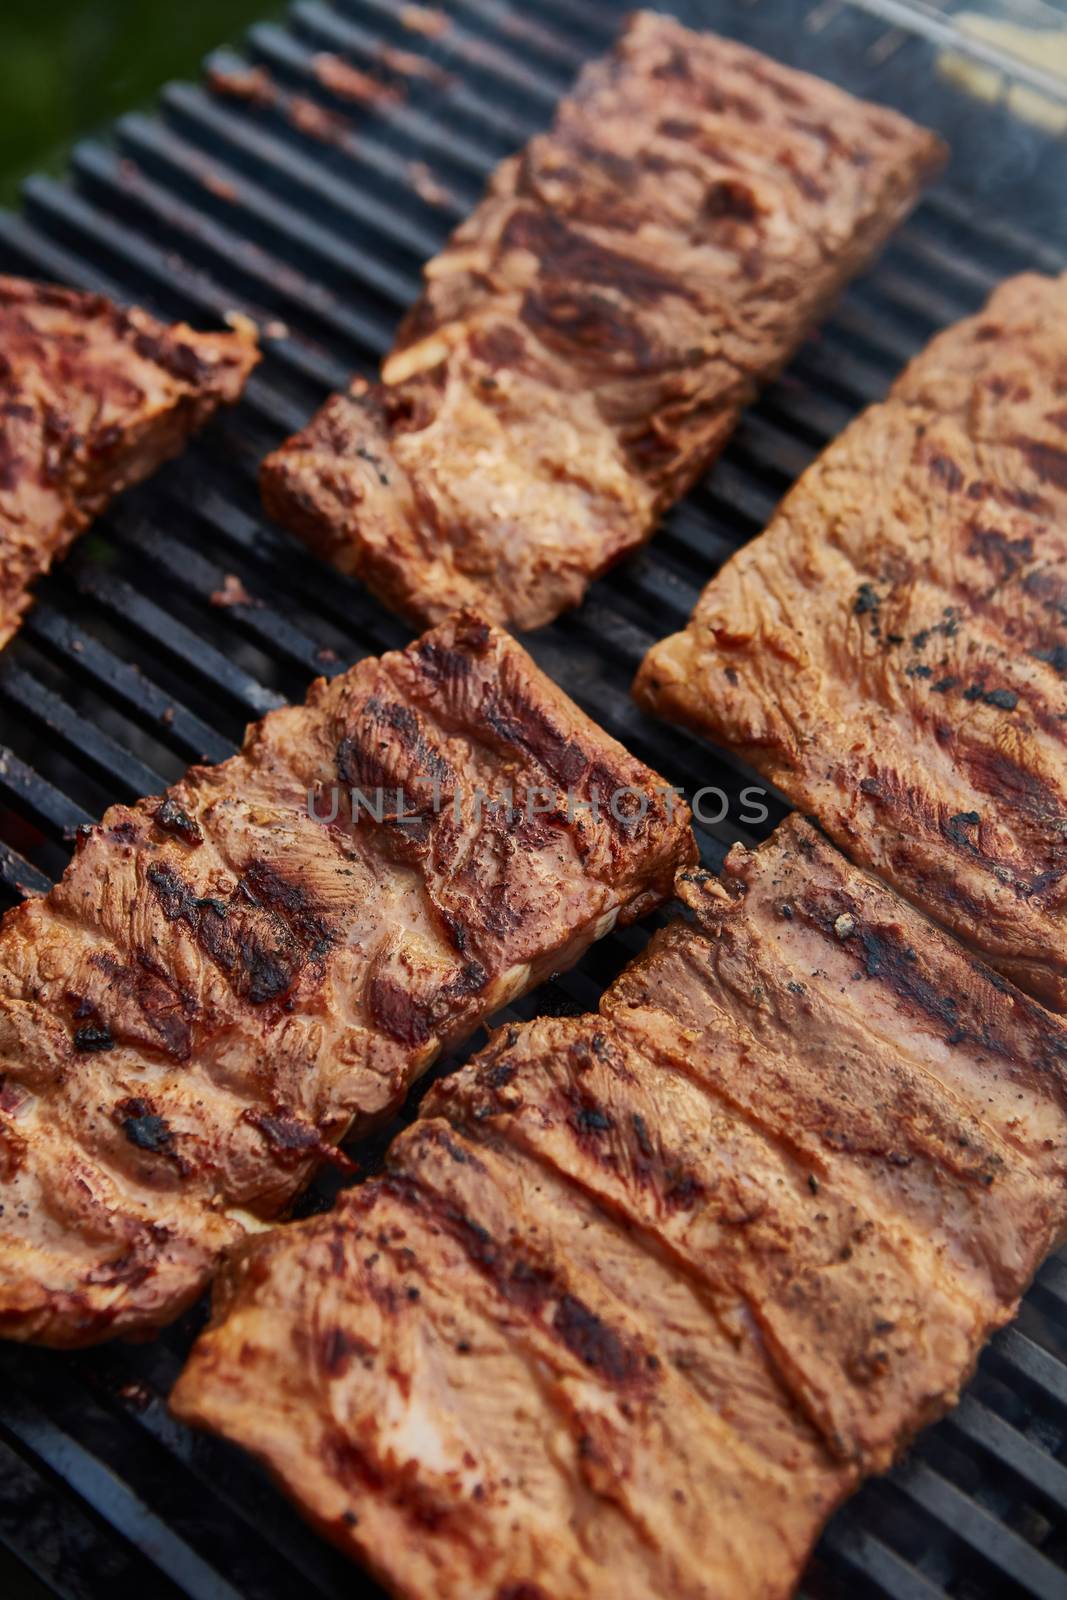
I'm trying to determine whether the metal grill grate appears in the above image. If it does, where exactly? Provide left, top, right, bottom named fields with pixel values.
left=1, top=2, right=1066, bottom=1596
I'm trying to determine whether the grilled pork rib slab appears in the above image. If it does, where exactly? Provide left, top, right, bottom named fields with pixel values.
left=0, top=612, right=693, bottom=1346
left=172, top=817, right=1067, bottom=1600
left=0, top=276, right=258, bottom=649
left=636, top=271, right=1067, bottom=1010
left=260, top=11, right=944, bottom=632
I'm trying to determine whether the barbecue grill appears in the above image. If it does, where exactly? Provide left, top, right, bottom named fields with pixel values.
left=1, top=1, right=1065, bottom=1596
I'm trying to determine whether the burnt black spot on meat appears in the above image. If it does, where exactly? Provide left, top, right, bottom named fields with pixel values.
left=73, top=1024, right=113, bottom=1052
left=147, top=861, right=196, bottom=923
left=485, top=1059, right=517, bottom=1090
left=421, top=1190, right=556, bottom=1313
left=553, top=1294, right=642, bottom=1384
left=944, top=811, right=981, bottom=851
left=502, top=209, right=689, bottom=308
left=962, top=682, right=1019, bottom=712
left=571, top=1103, right=613, bottom=1134
left=631, top=1112, right=654, bottom=1159
left=961, top=741, right=1060, bottom=828
left=153, top=797, right=203, bottom=847
left=704, top=178, right=760, bottom=222
left=116, top=1098, right=173, bottom=1154
left=1023, top=567, right=1067, bottom=627
left=929, top=453, right=964, bottom=492
left=853, top=582, right=880, bottom=616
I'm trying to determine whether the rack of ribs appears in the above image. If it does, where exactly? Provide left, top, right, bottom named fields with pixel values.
left=171, top=815, right=1067, bottom=1600
left=0, top=612, right=694, bottom=1346
left=0, top=275, right=259, bottom=649
left=260, top=10, right=944, bottom=632
left=636, top=270, right=1067, bottom=1011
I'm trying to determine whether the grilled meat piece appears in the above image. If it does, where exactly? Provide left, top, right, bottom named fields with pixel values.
left=261, top=11, right=944, bottom=632
left=0, top=612, right=693, bottom=1347
left=636, top=271, right=1067, bottom=1010
left=0, top=276, right=258, bottom=649
left=172, top=816, right=1067, bottom=1600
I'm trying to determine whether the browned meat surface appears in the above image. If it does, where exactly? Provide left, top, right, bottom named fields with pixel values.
left=636, top=271, right=1067, bottom=1010
left=0, top=276, right=258, bottom=649
left=260, top=11, right=944, bottom=632
left=0, top=612, right=693, bottom=1347
left=171, top=817, right=1067, bottom=1600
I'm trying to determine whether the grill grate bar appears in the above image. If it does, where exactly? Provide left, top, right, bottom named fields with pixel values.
left=0, top=746, right=91, bottom=840
left=0, top=1388, right=245, bottom=1600
left=819, top=1524, right=947, bottom=1600
left=0, top=662, right=165, bottom=800
left=946, top=1396, right=1067, bottom=1517
left=987, top=1329, right=1067, bottom=1417
left=0, top=842, right=52, bottom=900
left=66, top=562, right=286, bottom=721
left=22, top=606, right=234, bottom=768
left=890, top=1459, right=1066, bottom=1599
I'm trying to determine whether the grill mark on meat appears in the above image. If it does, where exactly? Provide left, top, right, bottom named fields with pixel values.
left=172, top=821, right=1067, bottom=1596
left=503, top=208, right=691, bottom=309
left=336, top=697, right=455, bottom=805
left=559, top=1074, right=708, bottom=1211
left=368, top=976, right=434, bottom=1048
left=967, top=526, right=1035, bottom=583
left=637, top=269, right=1067, bottom=1009
left=1015, top=437, right=1067, bottom=491
left=88, top=950, right=196, bottom=1061
left=240, top=860, right=334, bottom=964
left=0, top=614, right=691, bottom=1349
left=394, top=1163, right=654, bottom=1393
left=260, top=14, right=942, bottom=631
left=147, top=859, right=332, bottom=1006
left=0, top=275, right=257, bottom=651
left=243, top=1109, right=355, bottom=1174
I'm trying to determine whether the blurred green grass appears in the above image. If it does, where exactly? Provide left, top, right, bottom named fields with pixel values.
left=0, top=0, right=283, bottom=205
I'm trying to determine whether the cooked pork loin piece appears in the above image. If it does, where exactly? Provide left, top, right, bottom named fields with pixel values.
left=637, top=271, right=1067, bottom=1011
left=0, top=276, right=258, bottom=650
left=261, top=11, right=944, bottom=633
left=0, top=612, right=693, bottom=1347
left=172, top=817, right=1067, bottom=1600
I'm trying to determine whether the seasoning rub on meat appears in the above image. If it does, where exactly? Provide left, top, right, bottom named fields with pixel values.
left=0, top=612, right=693, bottom=1347
left=261, top=11, right=944, bottom=632
left=172, top=816, right=1067, bottom=1600
left=636, top=271, right=1067, bottom=1012
left=0, top=276, right=259, bottom=650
